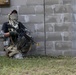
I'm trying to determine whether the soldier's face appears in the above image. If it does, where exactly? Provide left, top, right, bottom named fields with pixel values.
left=10, top=13, right=18, bottom=21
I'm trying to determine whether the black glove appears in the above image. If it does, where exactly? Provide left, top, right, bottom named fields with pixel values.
left=9, top=31, right=18, bottom=36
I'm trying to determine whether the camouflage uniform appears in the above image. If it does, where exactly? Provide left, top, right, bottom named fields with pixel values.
left=0, top=10, right=32, bottom=59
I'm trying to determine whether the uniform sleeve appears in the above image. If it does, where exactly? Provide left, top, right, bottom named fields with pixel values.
left=1, top=22, right=7, bottom=33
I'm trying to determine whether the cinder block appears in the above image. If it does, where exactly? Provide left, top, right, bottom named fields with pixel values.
left=1, top=6, right=18, bottom=15
left=23, top=15, right=44, bottom=23
left=35, top=50, right=45, bottom=55
left=0, top=25, right=2, bottom=30
left=46, top=50, right=63, bottom=56
left=26, top=0, right=43, bottom=5
left=0, top=42, right=4, bottom=51
left=45, top=5, right=54, bottom=15
left=23, top=23, right=44, bottom=33
left=19, top=5, right=44, bottom=14
left=28, top=14, right=44, bottom=23
left=11, top=0, right=27, bottom=6
left=73, top=14, right=76, bottom=22
left=45, top=14, right=64, bottom=23
left=34, top=23, right=44, bottom=32
left=72, top=5, right=76, bottom=13
left=45, top=15, right=57, bottom=23
left=31, top=32, right=44, bottom=42
left=46, top=41, right=54, bottom=49
left=63, top=32, right=72, bottom=41
left=64, top=51, right=76, bottom=57
left=45, top=23, right=53, bottom=32
left=63, top=0, right=72, bottom=4
left=28, top=50, right=45, bottom=55
left=71, top=32, right=76, bottom=40
left=54, top=4, right=72, bottom=13
left=55, top=41, right=72, bottom=50
left=23, top=23, right=35, bottom=33
left=56, top=14, right=64, bottom=23
left=72, top=24, right=76, bottom=32
left=0, top=16, right=8, bottom=24
left=55, top=23, right=72, bottom=32
left=46, top=32, right=62, bottom=41
left=18, top=15, right=25, bottom=23
left=72, top=0, right=76, bottom=4
left=45, top=0, right=59, bottom=5
left=64, top=13, right=73, bottom=22
left=72, top=41, right=76, bottom=49
left=19, top=5, right=35, bottom=14
left=35, top=5, right=44, bottom=14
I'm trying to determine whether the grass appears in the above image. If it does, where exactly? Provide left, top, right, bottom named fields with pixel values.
left=0, top=56, right=76, bottom=75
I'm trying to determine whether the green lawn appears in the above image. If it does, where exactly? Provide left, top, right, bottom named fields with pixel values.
left=0, top=56, right=76, bottom=75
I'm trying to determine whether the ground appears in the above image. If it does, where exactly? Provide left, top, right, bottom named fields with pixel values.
left=0, top=56, right=76, bottom=75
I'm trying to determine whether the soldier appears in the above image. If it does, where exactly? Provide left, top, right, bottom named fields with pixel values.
left=0, top=10, right=27, bottom=59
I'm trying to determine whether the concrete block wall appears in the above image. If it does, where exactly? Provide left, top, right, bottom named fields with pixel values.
left=45, top=0, right=73, bottom=56
left=0, top=0, right=75, bottom=56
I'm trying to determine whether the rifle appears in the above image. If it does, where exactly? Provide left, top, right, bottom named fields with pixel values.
left=7, top=24, right=38, bottom=45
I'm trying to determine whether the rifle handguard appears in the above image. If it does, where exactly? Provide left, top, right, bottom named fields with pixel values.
left=10, top=31, right=18, bottom=36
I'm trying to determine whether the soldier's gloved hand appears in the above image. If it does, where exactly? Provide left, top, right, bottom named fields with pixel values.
left=9, top=31, right=18, bottom=36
